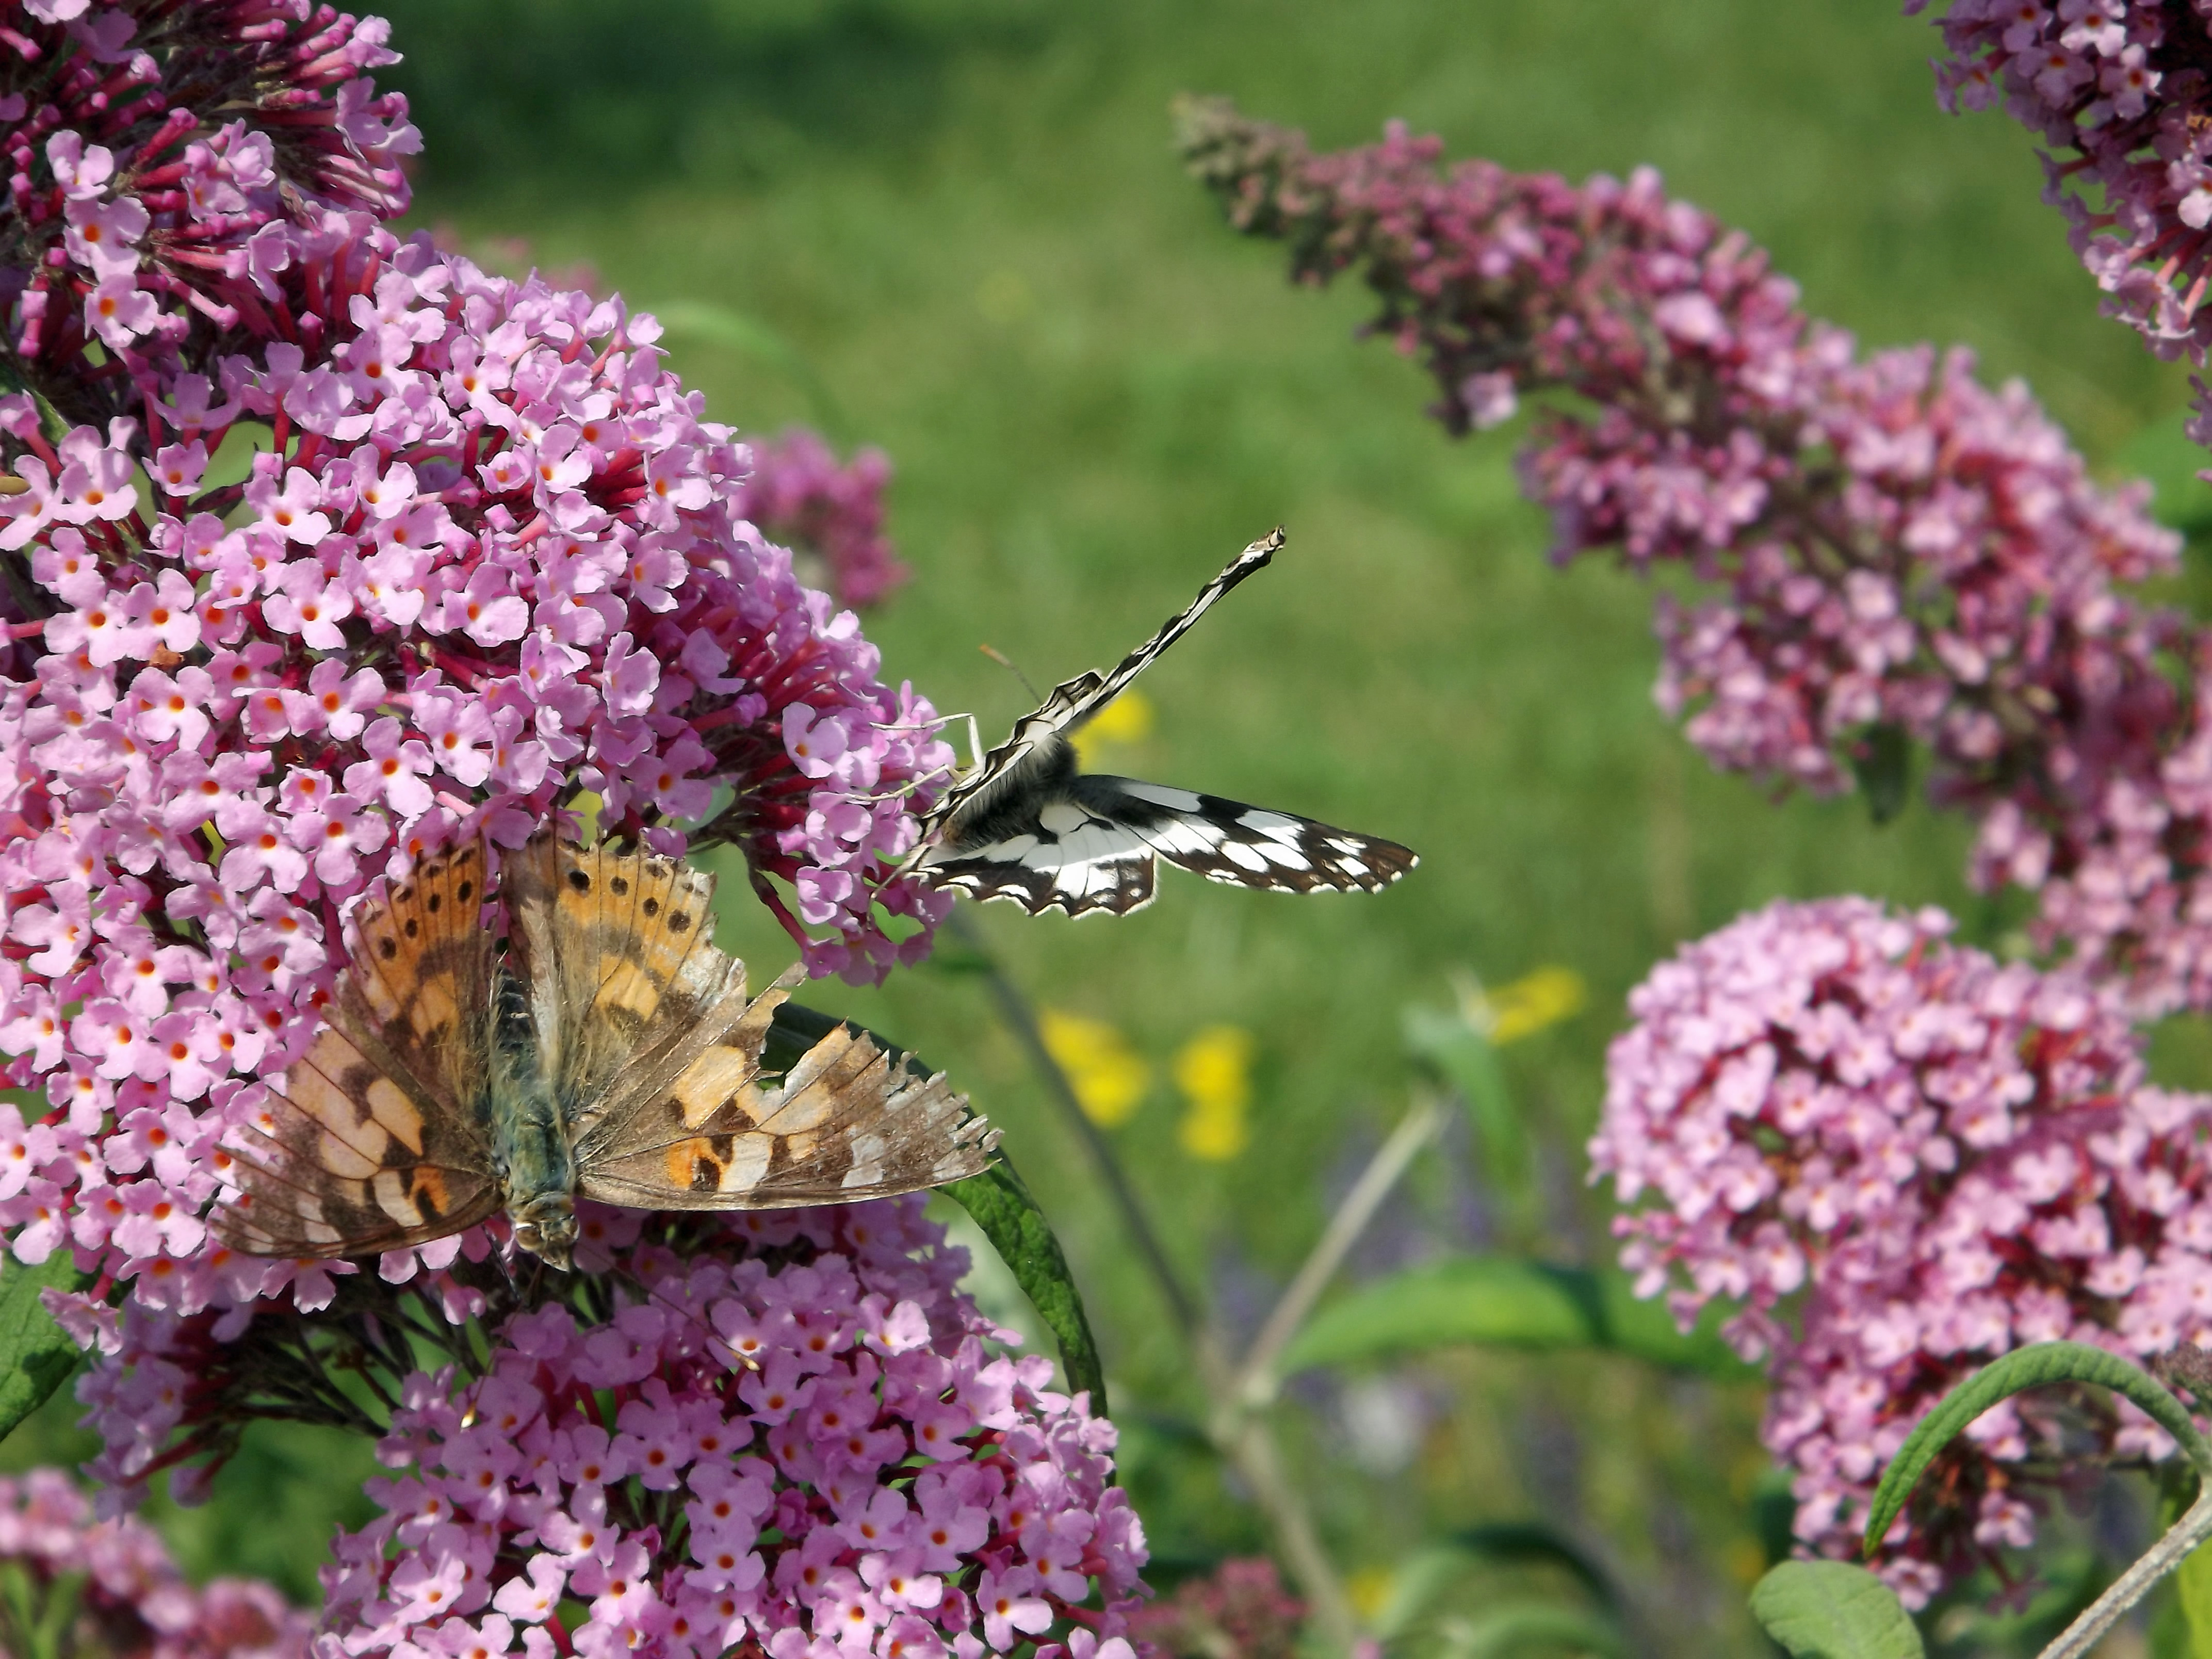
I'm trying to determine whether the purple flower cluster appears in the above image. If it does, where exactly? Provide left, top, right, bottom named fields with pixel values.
left=84, top=1201, right=1146, bottom=1659
left=738, top=431, right=908, bottom=610
left=1123, top=1559, right=1302, bottom=1659
left=1178, top=100, right=2212, bottom=1015
left=0, top=217, right=958, bottom=1320
left=0, top=1465, right=307, bottom=1659
left=1591, top=898, right=2212, bottom=1601
left=0, top=1, right=419, bottom=428
left=1916, top=1, right=2212, bottom=364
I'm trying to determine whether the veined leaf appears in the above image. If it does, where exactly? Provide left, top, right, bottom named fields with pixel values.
left=1863, top=1342, right=2209, bottom=1556
left=943, top=1159, right=1106, bottom=1410
left=1749, top=1562, right=1924, bottom=1659
left=0, top=1252, right=90, bottom=1442
left=1277, top=1255, right=1755, bottom=1380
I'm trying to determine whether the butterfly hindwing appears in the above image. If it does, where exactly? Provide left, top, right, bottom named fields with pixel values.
left=1097, top=778, right=1419, bottom=893
left=331, top=840, right=498, bottom=1128
left=578, top=1015, right=997, bottom=1211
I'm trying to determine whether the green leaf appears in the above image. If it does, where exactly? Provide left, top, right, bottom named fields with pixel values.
left=1864, top=1341, right=2209, bottom=1556
left=1438, top=1602, right=1623, bottom=1658
left=0, top=1251, right=90, bottom=1443
left=2174, top=1537, right=2212, bottom=1659
left=1849, top=724, right=1912, bottom=826
left=944, top=1159, right=1107, bottom=1412
left=648, top=301, right=851, bottom=437
left=1447, top=1522, right=1619, bottom=1609
left=767, top=1003, right=1107, bottom=1410
left=1276, top=1255, right=1757, bottom=1381
left=1749, top=1562, right=1924, bottom=1659
left=1404, top=1006, right=1527, bottom=1200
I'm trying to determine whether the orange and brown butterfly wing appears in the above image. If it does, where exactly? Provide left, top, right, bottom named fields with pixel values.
left=213, top=1022, right=500, bottom=1257
left=577, top=988, right=999, bottom=1211
left=503, top=832, right=742, bottom=1142
left=213, top=842, right=500, bottom=1258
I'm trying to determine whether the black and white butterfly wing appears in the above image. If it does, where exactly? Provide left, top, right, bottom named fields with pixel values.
left=918, top=756, right=1416, bottom=917
left=916, top=528, right=1283, bottom=842
left=912, top=525, right=1418, bottom=916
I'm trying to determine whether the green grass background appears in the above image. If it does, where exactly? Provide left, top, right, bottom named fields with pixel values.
left=10, top=0, right=2206, bottom=1648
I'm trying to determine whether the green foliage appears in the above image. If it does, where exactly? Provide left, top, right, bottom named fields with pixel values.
left=1749, top=1563, right=1924, bottom=1659
left=1276, top=1255, right=1756, bottom=1380
left=1403, top=1005, right=1527, bottom=1211
left=1431, top=1602, right=1624, bottom=1658
left=2172, top=1540, right=2212, bottom=1659
left=943, top=1160, right=1107, bottom=1410
left=1863, top=1342, right=2211, bottom=1556
left=0, top=1256, right=88, bottom=1446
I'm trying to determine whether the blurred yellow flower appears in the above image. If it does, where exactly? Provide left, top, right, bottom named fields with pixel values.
left=1071, top=689, right=1154, bottom=767
left=1038, top=1010, right=1150, bottom=1128
left=1345, top=1565, right=1394, bottom=1622
left=1471, top=965, right=1587, bottom=1045
left=1174, top=1024, right=1255, bottom=1161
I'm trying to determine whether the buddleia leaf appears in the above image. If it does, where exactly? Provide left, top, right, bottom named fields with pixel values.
left=1749, top=1563, right=1924, bottom=1659
left=1863, top=1341, right=2209, bottom=1557
left=0, top=1253, right=91, bottom=1443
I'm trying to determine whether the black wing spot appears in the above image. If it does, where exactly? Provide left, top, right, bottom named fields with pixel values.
left=457, top=880, right=474, bottom=903
left=397, top=885, right=413, bottom=901
left=426, top=892, right=442, bottom=914
left=378, top=937, right=398, bottom=960
left=403, top=918, right=419, bottom=938
left=669, top=910, right=691, bottom=933
left=567, top=869, right=591, bottom=893
left=642, top=897, right=660, bottom=918
left=610, top=875, right=629, bottom=896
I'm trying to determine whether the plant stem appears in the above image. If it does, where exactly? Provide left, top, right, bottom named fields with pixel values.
left=1233, top=1094, right=1443, bottom=1409
left=947, top=908, right=1201, bottom=1340
left=950, top=906, right=1361, bottom=1651
left=2038, top=1485, right=2212, bottom=1659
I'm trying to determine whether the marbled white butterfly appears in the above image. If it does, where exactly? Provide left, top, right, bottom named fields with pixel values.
left=912, top=529, right=1418, bottom=916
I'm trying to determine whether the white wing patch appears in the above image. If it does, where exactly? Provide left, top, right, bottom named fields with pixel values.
left=911, top=529, right=1418, bottom=917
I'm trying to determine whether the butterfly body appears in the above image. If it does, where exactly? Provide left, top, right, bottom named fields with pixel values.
left=485, top=972, right=581, bottom=1264
left=216, top=835, right=996, bottom=1268
left=912, top=529, right=1419, bottom=916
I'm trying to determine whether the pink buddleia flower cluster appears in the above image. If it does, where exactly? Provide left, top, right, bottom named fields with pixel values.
left=0, top=1, right=419, bottom=429
left=0, top=218, right=958, bottom=1323
left=737, top=430, right=908, bottom=610
left=1178, top=100, right=2212, bottom=1015
left=1914, top=1, right=2212, bottom=364
left=1123, top=1559, right=1302, bottom=1659
left=0, top=1465, right=307, bottom=1659
left=1590, top=897, right=2212, bottom=1603
left=80, top=1201, right=1147, bottom=1659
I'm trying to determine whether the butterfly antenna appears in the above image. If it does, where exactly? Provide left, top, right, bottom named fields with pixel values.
left=978, top=644, right=1043, bottom=705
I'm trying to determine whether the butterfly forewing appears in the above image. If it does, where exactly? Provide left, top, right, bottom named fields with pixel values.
left=505, top=833, right=742, bottom=1143
left=213, top=848, right=503, bottom=1257
left=919, top=528, right=1283, bottom=841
